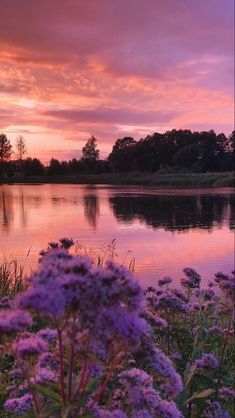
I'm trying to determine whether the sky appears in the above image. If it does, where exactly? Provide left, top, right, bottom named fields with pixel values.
left=0, top=0, right=234, bottom=162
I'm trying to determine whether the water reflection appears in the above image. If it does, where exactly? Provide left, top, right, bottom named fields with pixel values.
left=109, top=193, right=235, bottom=232
left=83, top=194, right=100, bottom=229
left=0, top=191, right=14, bottom=231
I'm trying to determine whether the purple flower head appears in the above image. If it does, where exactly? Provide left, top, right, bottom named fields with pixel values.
left=4, top=393, right=33, bottom=415
left=135, top=339, right=183, bottom=398
left=37, top=328, right=57, bottom=343
left=206, top=326, right=224, bottom=337
left=146, top=310, right=167, bottom=329
left=0, top=309, right=32, bottom=334
left=203, top=401, right=231, bottom=418
left=17, top=283, right=66, bottom=320
left=158, top=277, right=172, bottom=287
left=156, top=398, right=183, bottom=418
left=90, top=403, right=128, bottom=418
left=59, top=237, right=74, bottom=249
left=193, top=353, right=219, bottom=370
left=101, top=307, right=150, bottom=347
left=219, top=387, right=235, bottom=399
left=31, top=366, right=57, bottom=384
left=156, top=291, right=189, bottom=314
left=0, top=296, right=12, bottom=309
left=13, top=334, right=48, bottom=359
left=171, top=288, right=188, bottom=303
left=181, top=267, right=201, bottom=289
left=215, top=272, right=230, bottom=283
left=119, top=368, right=153, bottom=387
left=194, top=289, right=215, bottom=301
left=38, top=352, right=59, bottom=370
left=190, top=302, right=200, bottom=311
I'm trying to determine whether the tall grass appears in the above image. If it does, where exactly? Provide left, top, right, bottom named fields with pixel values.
left=0, top=256, right=28, bottom=297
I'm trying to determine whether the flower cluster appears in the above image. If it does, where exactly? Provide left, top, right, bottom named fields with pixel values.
left=1, top=247, right=183, bottom=417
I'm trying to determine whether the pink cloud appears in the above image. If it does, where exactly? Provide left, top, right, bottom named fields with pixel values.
left=0, top=0, right=233, bottom=160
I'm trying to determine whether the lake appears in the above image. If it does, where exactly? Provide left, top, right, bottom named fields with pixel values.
left=0, top=184, right=234, bottom=287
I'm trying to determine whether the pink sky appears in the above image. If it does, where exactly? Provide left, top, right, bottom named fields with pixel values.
left=0, top=0, right=234, bottom=162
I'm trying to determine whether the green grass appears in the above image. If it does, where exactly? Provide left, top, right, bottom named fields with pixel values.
left=0, top=257, right=27, bottom=298
left=2, top=171, right=235, bottom=188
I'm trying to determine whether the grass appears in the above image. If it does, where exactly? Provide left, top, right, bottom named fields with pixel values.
left=0, top=256, right=29, bottom=298
left=1, top=171, right=235, bottom=188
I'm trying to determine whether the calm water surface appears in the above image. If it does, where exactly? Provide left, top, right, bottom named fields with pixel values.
left=0, top=184, right=234, bottom=286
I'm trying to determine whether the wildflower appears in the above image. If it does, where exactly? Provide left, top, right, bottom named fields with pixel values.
left=155, top=291, right=189, bottom=314
left=17, top=283, right=66, bottom=320
left=101, top=307, right=150, bottom=347
left=219, top=387, right=235, bottom=399
left=37, top=328, right=57, bottom=343
left=37, top=352, right=59, bottom=370
left=0, top=309, right=32, bottom=334
left=206, top=326, right=224, bottom=337
left=59, top=237, right=74, bottom=249
left=0, top=296, right=12, bottom=309
left=146, top=310, right=167, bottom=328
left=203, top=401, right=231, bottom=418
left=158, top=277, right=172, bottom=287
left=190, top=302, right=200, bottom=310
left=193, top=353, right=219, bottom=370
left=156, top=398, right=183, bottom=418
left=181, top=267, right=201, bottom=289
left=4, top=393, right=33, bottom=415
left=13, top=334, right=48, bottom=359
left=31, top=366, right=57, bottom=384
left=135, top=339, right=183, bottom=398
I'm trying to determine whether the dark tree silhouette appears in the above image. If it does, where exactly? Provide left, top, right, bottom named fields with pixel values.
left=82, top=136, right=99, bottom=162
left=82, top=136, right=99, bottom=172
left=0, top=133, right=12, bottom=163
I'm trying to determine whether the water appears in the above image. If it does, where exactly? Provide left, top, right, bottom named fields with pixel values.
left=0, top=184, right=234, bottom=286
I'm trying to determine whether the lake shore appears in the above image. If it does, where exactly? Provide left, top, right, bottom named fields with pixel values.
left=0, top=171, right=234, bottom=188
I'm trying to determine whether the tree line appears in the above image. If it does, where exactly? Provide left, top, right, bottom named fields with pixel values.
left=0, top=129, right=234, bottom=178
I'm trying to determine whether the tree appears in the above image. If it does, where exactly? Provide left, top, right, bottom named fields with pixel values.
left=23, top=158, right=44, bottom=176
left=0, top=133, right=12, bottom=163
left=108, top=137, right=136, bottom=171
left=82, top=136, right=99, bottom=162
left=15, top=135, right=27, bottom=161
left=82, top=136, right=99, bottom=172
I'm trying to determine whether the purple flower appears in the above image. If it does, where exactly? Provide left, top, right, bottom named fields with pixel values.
left=158, top=277, right=172, bottom=287
left=219, top=387, right=235, bottom=399
left=4, top=393, right=33, bottom=414
left=193, top=353, right=219, bottom=370
left=0, top=296, right=12, bottom=309
left=181, top=268, right=201, bottom=289
left=101, top=307, right=150, bottom=346
left=135, top=339, right=183, bottom=398
left=13, top=335, right=48, bottom=359
left=31, top=366, right=57, bottom=384
left=37, top=328, right=57, bottom=342
left=17, top=283, right=66, bottom=320
left=203, top=401, right=231, bottom=418
left=206, top=326, right=224, bottom=337
left=155, top=291, right=189, bottom=314
left=0, top=309, right=32, bottom=334
left=156, top=398, right=183, bottom=418
left=38, top=352, right=59, bottom=370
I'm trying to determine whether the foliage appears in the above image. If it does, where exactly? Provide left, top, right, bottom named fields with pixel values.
left=0, top=240, right=234, bottom=417
left=0, top=134, right=12, bottom=164
left=15, top=137, right=27, bottom=162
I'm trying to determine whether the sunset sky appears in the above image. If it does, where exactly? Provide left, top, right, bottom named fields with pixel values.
left=0, top=0, right=234, bottom=162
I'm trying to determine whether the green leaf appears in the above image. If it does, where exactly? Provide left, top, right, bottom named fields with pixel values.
left=34, top=384, right=61, bottom=403
left=185, top=388, right=215, bottom=404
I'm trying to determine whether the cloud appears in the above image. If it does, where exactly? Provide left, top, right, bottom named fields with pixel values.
left=42, top=107, right=177, bottom=125
left=0, top=0, right=233, bottom=160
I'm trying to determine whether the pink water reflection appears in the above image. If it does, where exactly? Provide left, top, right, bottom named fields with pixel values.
left=0, top=184, right=234, bottom=287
